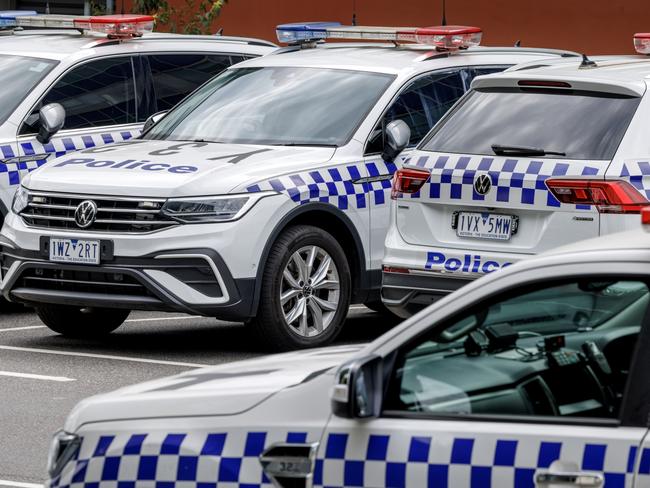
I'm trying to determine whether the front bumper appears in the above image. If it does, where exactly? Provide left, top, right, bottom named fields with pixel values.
left=0, top=239, right=256, bottom=320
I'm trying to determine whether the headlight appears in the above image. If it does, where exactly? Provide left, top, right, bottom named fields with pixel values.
left=12, top=186, right=29, bottom=214
left=47, top=430, right=80, bottom=478
left=162, top=192, right=275, bottom=223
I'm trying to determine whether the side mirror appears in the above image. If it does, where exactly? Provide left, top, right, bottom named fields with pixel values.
left=142, top=111, right=168, bottom=133
left=381, top=119, right=411, bottom=163
left=331, top=355, right=383, bottom=419
left=37, top=103, right=65, bottom=144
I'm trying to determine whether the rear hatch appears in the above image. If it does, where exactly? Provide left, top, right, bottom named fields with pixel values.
left=396, top=78, right=643, bottom=256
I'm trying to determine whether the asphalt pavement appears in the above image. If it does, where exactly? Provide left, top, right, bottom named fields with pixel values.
left=0, top=305, right=397, bottom=488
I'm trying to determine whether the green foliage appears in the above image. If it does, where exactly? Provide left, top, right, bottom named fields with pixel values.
left=132, top=0, right=228, bottom=34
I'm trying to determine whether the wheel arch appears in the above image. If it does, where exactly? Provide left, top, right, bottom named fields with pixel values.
left=251, top=203, right=370, bottom=316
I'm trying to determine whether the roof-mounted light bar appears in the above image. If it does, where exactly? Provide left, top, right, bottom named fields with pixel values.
left=276, top=22, right=482, bottom=50
left=634, top=33, right=650, bottom=54
left=0, top=11, right=154, bottom=38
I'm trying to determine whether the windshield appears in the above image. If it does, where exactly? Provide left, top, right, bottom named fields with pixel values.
left=0, top=55, right=57, bottom=126
left=144, top=66, right=395, bottom=147
left=422, top=88, right=641, bottom=160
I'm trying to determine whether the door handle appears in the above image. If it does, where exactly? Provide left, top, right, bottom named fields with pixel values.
left=535, top=470, right=604, bottom=487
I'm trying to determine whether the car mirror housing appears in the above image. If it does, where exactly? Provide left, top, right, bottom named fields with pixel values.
left=142, top=110, right=168, bottom=133
left=37, top=103, right=65, bottom=144
left=331, top=355, right=383, bottom=419
left=381, top=119, right=410, bottom=163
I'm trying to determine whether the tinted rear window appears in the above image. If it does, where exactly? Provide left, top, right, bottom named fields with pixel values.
left=422, top=88, right=641, bottom=160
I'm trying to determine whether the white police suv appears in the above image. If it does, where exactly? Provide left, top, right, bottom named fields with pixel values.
left=46, top=215, right=650, bottom=488
left=382, top=36, right=650, bottom=317
left=0, top=11, right=273, bottom=219
left=0, top=22, right=579, bottom=349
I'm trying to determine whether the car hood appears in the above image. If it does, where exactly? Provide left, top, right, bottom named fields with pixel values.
left=64, top=344, right=362, bottom=431
left=24, top=140, right=336, bottom=198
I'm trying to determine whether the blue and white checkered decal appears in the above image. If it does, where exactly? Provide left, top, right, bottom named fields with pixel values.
left=50, top=429, right=314, bottom=488
left=246, top=160, right=398, bottom=210
left=403, top=153, right=603, bottom=210
left=314, top=432, right=648, bottom=488
left=620, top=161, right=650, bottom=200
left=0, top=129, right=139, bottom=186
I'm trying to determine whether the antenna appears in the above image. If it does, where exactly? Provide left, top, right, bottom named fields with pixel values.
left=352, top=0, right=356, bottom=25
left=579, top=53, right=597, bottom=69
left=441, top=0, right=447, bottom=26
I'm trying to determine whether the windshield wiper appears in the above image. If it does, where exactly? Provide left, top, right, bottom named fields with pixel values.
left=491, top=144, right=566, bottom=157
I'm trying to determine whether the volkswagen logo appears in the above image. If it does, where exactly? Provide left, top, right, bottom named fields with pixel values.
left=473, top=173, right=492, bottom=196
left=74, top=200, right=97, bottom=229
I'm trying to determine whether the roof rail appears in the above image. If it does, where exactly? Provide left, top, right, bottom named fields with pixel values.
left=417, top=46, right=581, bottom=62
left=138, top=33, right=277, bottom=47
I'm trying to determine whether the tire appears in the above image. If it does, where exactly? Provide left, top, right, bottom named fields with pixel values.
left=36, top=304, right=129, bottom=338
left=250, top=225, right=351, bottom=351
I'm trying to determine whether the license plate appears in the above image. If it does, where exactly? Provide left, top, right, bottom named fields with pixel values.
left=49, top=238, right=100, bottom=264
left=455, top=212, right=514, bottom=241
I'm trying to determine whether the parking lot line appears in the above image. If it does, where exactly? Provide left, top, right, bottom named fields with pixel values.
left=0, top=325, right=46, bottom=333
left=0, top=345, right=210, bottom=368
left=0, top=480, right=43, bottom=488
left=0, top=371, right=75, bottom=382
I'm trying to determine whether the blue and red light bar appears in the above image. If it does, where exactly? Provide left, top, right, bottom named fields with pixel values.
left=276, top=22, right=483, bottom=50
left=0, top=11, right=154, bottom=38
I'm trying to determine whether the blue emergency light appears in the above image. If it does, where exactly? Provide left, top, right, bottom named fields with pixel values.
left=275, top=22, right=341, bottom=44
left=0, top=10, right=37, bottom=27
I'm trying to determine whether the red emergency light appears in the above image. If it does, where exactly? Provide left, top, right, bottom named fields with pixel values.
left=73, top=14, right=154, bottom=38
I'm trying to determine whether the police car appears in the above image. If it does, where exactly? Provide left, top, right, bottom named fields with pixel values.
left=0, top=11, right=274, bottom=218
left=382, top=36, right=650, bottom=317
left=46, top=213, right=650, bottom=488
left=0, top=22, right=579, bottom=349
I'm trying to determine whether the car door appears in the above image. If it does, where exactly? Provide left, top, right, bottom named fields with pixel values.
left=318, top=276, right=650, bottom=487
left=366, top=66, right=506, bottom=271
left=15, top=55, right=140, bottom=178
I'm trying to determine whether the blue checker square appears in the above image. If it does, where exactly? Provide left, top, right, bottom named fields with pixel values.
left=344, top=460, right=364, bottom=486
left=196, top=483, right=216, bottom=488
left=582, top=444, right=607, bottom=471
left=385, top=462, right=406, bottom=488
left=521, top=188, right=536, bottom=205
left=161, top=434, right=186, bottom=454
left=84, top=482, right=99, bottom=488
left=639, top=448, right=650, bottom=474
left=313, top=459, right=323, bottom=485
left=627, top=445, right=638, bottom=473
left=155, top=482, right=174, bottom=488
left=201, top=433, right=226, bottom=456
left=325, top=434, right=348, bottom=459
left=428, top=464, right=448, bottom=487
left=177, top=456, right=198, bottom=481
left=471, top=466, right=492, bottom=487
left=244, top=432, right=267, bottom=457
left=494, top=440, right=518, bottom=466
left=218, top=457, right=242, bottom=482
left=93, top=436, right=114, bottom=457
left=451, top=438, right=474, bottom=465
left=514, top=467, right=535, bottom=488
left=71, top=459, right=88, bottom=483
left=123, top=434, right=147, bottom=455
left=101, top=456, right=120, bottom=480
left=286, top=432, right=307, bottom=443
left=408, top=436, right=431, bottom=463
left=117, top=482, right=135, bottom=488
left=604, top=473, right=626, bottom=488
left=366, top=434, right=390, bottom=461
left=537, top=442, right=562, bottom=468
left=137, top=455, right=158, bottom=480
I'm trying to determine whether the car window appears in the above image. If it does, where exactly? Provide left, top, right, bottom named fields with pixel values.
left=20, top=56, right=136, bottom=134
left=141, top=53, right=238, bottom=119
left=365, top=67, right=507, bottom=155
left=0, top=55, right=57, bottom=127
left=144, top=66, right=396, bottom=147
left=384, top=279, right=649, bottom=421
left=422, top=87, right=641, bottom=160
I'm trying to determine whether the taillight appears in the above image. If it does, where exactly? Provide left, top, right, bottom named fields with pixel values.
left=391, top=168, right=430, bottom=200
left=546, top=179, right=649, bottom=213
left=642, top=207, right=650, bottom=224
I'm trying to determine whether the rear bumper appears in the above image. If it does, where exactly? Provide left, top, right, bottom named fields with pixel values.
left=0, top=238, right=256, bottom=320
left=381, top=270, right=473, bottom=318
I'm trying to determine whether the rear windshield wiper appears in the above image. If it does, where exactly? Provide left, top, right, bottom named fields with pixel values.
left=491, top=144, right=566, bottom=157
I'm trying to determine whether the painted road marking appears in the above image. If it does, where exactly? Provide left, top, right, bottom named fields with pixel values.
left=0, top=326, right=45, bottom=333
left=0, top=480, right=43, bottom=488
left=0, top=345, right=210, bottom=368
left=0, top=371, right=75, bottom=382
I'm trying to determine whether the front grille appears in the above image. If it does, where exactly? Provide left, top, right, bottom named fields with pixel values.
left=16, top=267, right=154, bottom=297
left=20, top=192, right=179, bottom=233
